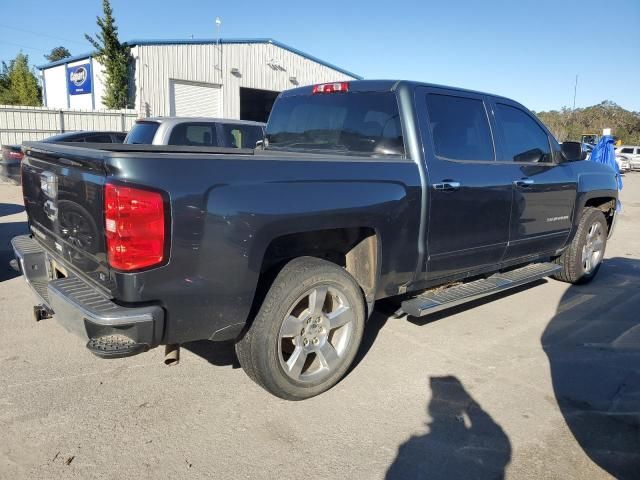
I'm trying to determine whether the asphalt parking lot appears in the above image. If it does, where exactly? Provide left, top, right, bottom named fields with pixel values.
left=1, top=174, right=639, bottom=480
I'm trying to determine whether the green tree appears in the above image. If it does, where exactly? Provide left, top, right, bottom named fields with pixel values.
left=536, top=101, right=640, bottom=145
left=45, top=46, right=72, bottom=62
left=0, top=53, right=41, bottom=106
left=85, top=0, right=130, bottom=109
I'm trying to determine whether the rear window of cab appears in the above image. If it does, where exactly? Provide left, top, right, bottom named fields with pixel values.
left=266, top=92, right=404, bottom=157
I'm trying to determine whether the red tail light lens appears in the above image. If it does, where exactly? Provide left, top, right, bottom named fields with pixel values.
left=105, top=183, right=166, bottom=271
left=2, top=147, right=23, bottom=161
left=312, top=82, right=349, bottom=94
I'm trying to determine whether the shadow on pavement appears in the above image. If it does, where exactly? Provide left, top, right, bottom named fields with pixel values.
left=542, top=257, right=640, bottom=479
left=0, top=203, right=24, bottom=217
left=0, top=221, right=28, bottom=282
left=182, top=339, right=241, bottom=368
left=386, top=375, right=512, bottom=479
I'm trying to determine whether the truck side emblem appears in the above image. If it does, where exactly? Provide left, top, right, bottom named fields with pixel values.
left=546, top=215, right=569, bottom=223
left=44, top=200, right=58, bottom=221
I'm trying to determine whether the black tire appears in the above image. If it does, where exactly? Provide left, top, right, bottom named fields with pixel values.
left=552, top=207, right=608, bottom=284
left=235, top=256, right=365, bottom=400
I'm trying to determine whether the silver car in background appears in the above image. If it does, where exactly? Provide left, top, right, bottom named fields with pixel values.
left=125, top=117, right=265, bottom=149
left=616, top=145, right=640, bottom=171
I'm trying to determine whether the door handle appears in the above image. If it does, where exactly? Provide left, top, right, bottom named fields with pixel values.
left=433, top=181, right=461, bottom=191
left=513, top=178, right=535, bottom=187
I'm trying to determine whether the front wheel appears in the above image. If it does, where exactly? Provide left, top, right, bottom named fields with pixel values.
left=552, top=207, right=608, bottom=284
left=235, top=257, right=365, bottom=400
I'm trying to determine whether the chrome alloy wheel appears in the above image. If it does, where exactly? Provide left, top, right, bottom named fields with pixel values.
left=278, top=285, right=355, bottom=383
left=582, top=222, right=604, bottom=274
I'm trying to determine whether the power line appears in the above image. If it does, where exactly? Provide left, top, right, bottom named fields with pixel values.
left=0, top=40, right=48, bottom=54
left=0, top=24, right=90, bottom=47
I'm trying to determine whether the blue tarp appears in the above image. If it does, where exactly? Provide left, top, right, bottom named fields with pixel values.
left=589, top=135, right=623, bottom=190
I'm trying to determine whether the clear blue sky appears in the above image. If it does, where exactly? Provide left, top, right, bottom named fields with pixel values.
left=1, top=0, right=638, bottom=111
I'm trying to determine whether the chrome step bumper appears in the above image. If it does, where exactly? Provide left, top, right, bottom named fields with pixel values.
left=11, top=235, right=164, bottom=357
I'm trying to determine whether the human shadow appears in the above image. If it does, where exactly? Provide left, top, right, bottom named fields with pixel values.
left=0, top=203, right=24, bottom=217
left=386, top=376, right=512, bottom=480
left=0, top=221, right=28, bottom=282
left=542, top=256, right=640, bottom=479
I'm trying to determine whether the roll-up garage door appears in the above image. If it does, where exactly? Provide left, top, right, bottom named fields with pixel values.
left=170, top=80, right=222, bottom=117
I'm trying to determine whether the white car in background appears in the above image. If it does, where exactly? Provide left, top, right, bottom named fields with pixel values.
left=616, top=155, right=630, bottom=173
left=616, top=145, right=640, bottom=171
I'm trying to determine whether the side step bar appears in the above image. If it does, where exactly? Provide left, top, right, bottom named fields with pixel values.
left=401, top=262, right=561, bottom=317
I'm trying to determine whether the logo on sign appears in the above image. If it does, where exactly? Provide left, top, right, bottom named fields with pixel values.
left=70, top=66, right=87, bottom=86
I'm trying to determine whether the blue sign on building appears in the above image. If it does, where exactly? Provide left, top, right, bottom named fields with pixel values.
left=67, top=63, right=92, bottom=95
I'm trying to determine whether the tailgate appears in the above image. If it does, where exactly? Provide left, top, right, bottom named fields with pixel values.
left=20, top=143, right=112, bottom=291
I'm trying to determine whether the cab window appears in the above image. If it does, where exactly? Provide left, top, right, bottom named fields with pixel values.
left=168, top=123, right=218, bottom=146
left=495, top=104, right=552, bottom=163
left=425, top=94, right=494, bottom=161
left=220, top=124, right=264, bottom=148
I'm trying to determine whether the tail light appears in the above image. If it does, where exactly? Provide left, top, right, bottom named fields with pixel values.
left=2, top=147, right=23, bottom=161
left=104, top=183, right=166, bottom=271
left=312, top=82, right=349, bottom=94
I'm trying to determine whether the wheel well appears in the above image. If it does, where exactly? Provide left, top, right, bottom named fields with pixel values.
left=584, top=197, right=616, bottom=231
left=260, top=227, right=379, bottom=303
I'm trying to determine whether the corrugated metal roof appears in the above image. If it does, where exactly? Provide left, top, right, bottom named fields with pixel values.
left=36, top=38, right=362, bottom=79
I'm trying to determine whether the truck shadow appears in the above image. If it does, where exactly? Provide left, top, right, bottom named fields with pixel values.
left=182, top=339, right=241, bottom=368
left=0, top=220, right=29, bottom=282
left=386, top=375, right=512, bottom=479
left=351, top=281, right=545, bottom=372
left=542, top=256, right=640, bottom=479
left=0, top=203, right=24, bottom=217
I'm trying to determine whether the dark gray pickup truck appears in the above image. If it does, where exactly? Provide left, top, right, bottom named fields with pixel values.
left=12, top=80, right=619, bottom=399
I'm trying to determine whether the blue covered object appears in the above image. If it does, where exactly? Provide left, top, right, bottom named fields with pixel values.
left=589, top=135, right=622, bottom=190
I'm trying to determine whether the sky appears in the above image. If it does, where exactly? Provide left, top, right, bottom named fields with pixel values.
left=0, top=0, right=638, bottom=112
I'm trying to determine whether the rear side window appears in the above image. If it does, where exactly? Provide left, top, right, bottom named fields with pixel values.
left=220, top=124, right=264, bottom=148
left=84, top=134, right=113, bottom=143
left=266, top=92, right=404, bottom=156
left=426, top=94, right=494, bottom=161
left=495, top=104, right=552, bottom=163
left=125, top=122, right=160, bottom=144
left=168, top=123, right=218, bottom=146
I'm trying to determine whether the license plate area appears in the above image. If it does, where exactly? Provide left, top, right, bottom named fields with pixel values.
left=49, top=257, right=68, bottom=279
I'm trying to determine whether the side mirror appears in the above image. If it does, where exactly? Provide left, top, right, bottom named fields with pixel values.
left=561, top=141, right=587, bottom=162
left=514, top=148, right=544, bottom=163
left=255, top=140, right=264, bottom=149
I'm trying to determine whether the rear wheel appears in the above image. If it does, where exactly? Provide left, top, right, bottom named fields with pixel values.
left=552, top=207, right=608, bottom=284
left=235, top=257, right=365, bottom=400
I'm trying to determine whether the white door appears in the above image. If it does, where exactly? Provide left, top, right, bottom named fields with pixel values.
left=170, top=80, right=222, bottom=117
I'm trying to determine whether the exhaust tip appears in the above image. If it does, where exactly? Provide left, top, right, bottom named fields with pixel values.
left=164, top=344, right=180, bottom=366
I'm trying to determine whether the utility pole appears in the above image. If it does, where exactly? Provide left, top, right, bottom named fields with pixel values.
left=573, top=74, right=578, bottom=110
left=214, top=17, right=222, bottom=74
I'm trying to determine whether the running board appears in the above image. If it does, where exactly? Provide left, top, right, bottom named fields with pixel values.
left=401, top=262, right=561, bottom=317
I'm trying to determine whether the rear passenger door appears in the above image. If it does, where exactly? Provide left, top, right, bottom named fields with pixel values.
left=416, top=87, right=514, bottom=280
left=489, top=98, right=577, bottom=260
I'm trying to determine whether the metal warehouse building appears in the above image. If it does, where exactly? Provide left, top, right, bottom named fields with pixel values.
left=38, top=38, right=361, bottom=122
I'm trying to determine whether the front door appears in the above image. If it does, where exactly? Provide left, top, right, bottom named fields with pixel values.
left=416, top=87, right=514, bottom=280
left=489, top=99, right=577, bottom=260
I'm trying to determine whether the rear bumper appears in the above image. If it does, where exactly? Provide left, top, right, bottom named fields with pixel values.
left=11, top=234, right=164, bottom=356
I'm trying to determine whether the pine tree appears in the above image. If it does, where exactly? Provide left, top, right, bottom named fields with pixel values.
left=45, top=46, right=72, bottom=62
left=0, top=53, right=41, bottom=106
left=85, top=0, right=130, bottom=109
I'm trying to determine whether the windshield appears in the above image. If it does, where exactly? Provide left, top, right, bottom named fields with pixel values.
left=125, top=122, right=160, bottom=144
left=266, top=92, right=404, bottom=156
